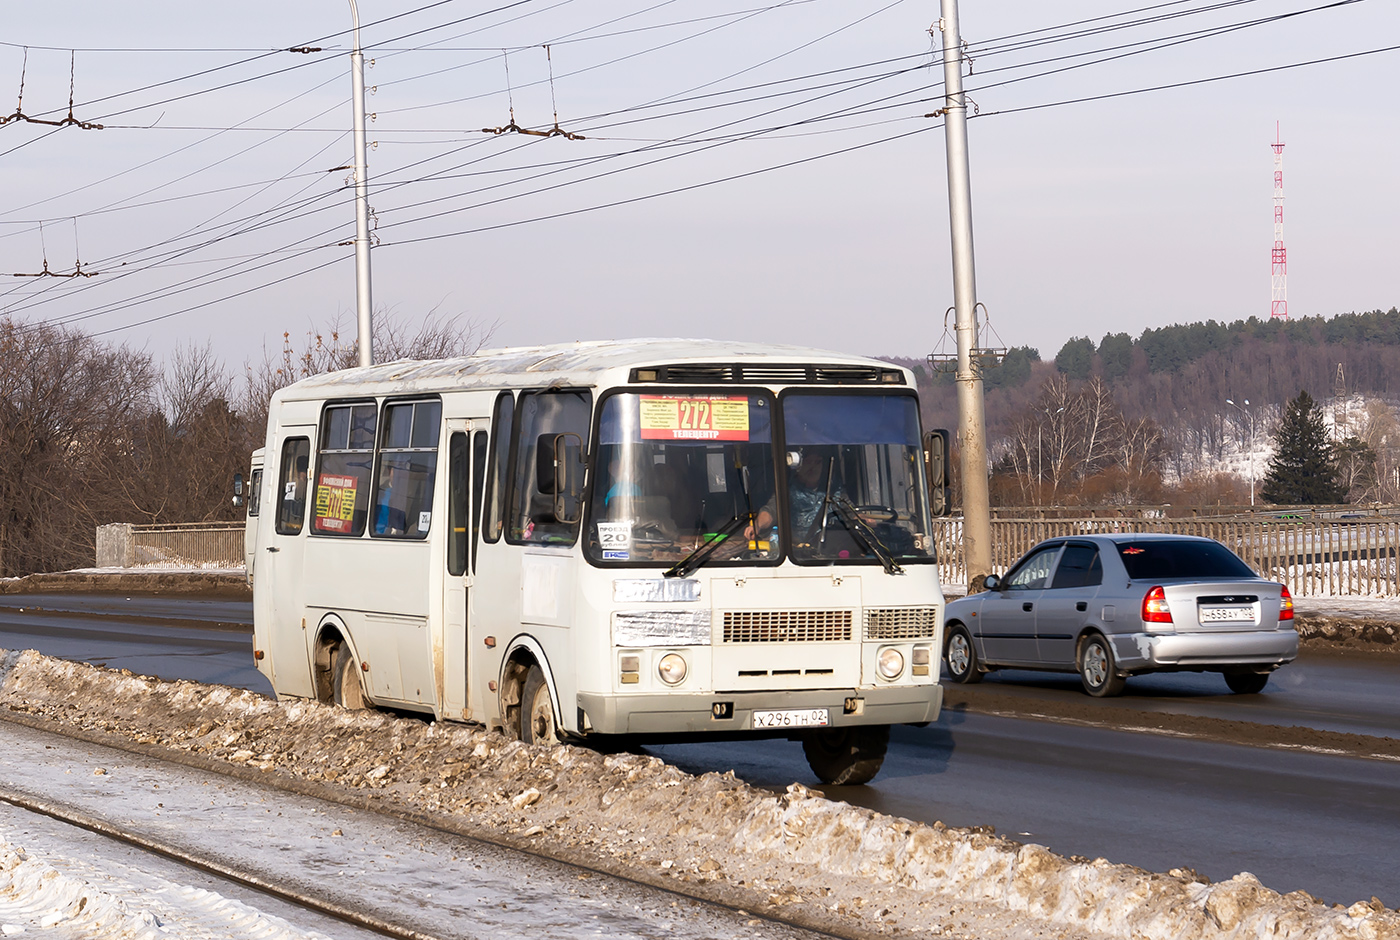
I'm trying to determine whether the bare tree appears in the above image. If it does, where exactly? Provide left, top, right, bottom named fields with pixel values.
left=0, top=318, right=158, bottom=576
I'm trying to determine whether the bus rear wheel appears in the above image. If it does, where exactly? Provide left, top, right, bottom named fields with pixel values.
left=801, top=725, right=889, bottom=785
left=521, top=665, right=560, bottom=745
left=332, top=642, right=367, bottom=710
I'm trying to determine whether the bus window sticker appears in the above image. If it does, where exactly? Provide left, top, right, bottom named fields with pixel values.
left=314, top=474, right=359, bottom=533
left=639, top=394, right=749, bottom=442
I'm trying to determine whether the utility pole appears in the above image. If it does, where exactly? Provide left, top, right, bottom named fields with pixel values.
left=349, top=0, right=374, bottom=367
left=937, top=0, right=992, bottom=588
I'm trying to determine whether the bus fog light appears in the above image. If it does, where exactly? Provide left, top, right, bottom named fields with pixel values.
left=658, top=653, right=688, bottom=685
left=877, top=647, right=905, bottom=680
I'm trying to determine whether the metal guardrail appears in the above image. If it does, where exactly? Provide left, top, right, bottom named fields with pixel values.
left=96, top=523, right=244, bottom=569
left=932, top=516, right=1400, bottom=597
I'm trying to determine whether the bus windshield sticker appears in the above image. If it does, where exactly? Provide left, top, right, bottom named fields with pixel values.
left=597, top=521, right=632, bottom=560
left=639, top=394, right=749, bottom=441
left=418, top=511, right=432, bottom=532
left=314, top=474, right=358, bottom=533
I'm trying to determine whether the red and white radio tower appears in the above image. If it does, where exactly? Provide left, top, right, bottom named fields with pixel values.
left=1270, top=122, right=1288, bottom=319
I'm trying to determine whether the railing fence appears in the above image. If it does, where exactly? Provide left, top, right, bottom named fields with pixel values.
left=932, top=517, right=1400, bottom=597
left=96, top=523, right=244, bottom=570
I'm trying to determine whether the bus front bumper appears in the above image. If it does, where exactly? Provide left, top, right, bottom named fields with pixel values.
left=576, top=684, right=942, bottom=736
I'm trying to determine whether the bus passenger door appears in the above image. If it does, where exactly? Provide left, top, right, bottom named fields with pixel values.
left=258, top=430, right=315, bottom=697
left=442, top=421, right=488, bottom=720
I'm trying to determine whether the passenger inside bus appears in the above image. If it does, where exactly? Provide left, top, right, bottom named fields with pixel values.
left=374, top=465, right=410, bottom=536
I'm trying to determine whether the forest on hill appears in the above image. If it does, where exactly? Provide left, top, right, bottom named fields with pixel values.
left=899, top=307, right=1400, bottom=508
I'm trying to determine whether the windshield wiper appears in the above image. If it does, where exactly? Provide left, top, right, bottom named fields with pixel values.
left=663, top=513, right=750, bottom=579
left=828, top=494, right=904, bottom=575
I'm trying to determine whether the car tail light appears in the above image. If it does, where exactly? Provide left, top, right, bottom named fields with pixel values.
left=1142, top=586, right=1173, bottom=623
left=1278, top=585, right=1294, bottom=621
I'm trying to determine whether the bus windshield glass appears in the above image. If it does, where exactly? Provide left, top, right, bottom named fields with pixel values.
left=780, top=392, right=934, bottom=565
left=586, top=392, right=778, bottom=567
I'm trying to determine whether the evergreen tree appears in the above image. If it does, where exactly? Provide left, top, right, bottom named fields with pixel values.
left=1098, top=332, right=1133, bottom=380
left=1259, top=390, right=1346, bottom=504
left=1054, top=336, right=1094, bottom=379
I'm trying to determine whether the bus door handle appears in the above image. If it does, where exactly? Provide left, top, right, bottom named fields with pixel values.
left=266, top=546, right=280, bottom=553
left=1076, top=602, right=1088, bottom=611
left=1022, top=602, right=1033, bottom=612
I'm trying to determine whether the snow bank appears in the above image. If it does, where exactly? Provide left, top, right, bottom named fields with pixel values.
left=1, top=648, right=1396, bottom=940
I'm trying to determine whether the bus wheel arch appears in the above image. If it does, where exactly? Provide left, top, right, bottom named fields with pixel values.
left=499, top=637, right=563, bottom=744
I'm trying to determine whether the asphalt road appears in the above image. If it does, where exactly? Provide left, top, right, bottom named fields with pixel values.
left=2, top=591, right=1399, bottom=907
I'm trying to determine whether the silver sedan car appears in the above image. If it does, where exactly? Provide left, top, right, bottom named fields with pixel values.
left=942, top=533, right=1299, bottom=696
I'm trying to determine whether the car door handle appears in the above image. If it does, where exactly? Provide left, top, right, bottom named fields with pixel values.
left=1076, top=602, right=1087, bottom=611
left=1022, top=602, right=1033, bottom=612
left=266, top=546, right=280, bottom=553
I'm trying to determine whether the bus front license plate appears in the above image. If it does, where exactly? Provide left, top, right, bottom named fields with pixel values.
left=752, top=708, right=830, bottom=729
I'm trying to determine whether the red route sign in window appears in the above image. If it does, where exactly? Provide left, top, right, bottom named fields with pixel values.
left=313, top=474, right=359, bottom=533
left=639, top=394, right=749, bottom=441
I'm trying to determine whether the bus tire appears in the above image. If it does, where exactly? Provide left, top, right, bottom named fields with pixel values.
left=801, top=725, right=889, bottom=785
left=332, top=642, right=367, bottom=710
left=521, top=665, right=560, bottom=745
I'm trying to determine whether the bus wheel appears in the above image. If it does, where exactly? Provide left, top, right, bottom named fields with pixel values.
left=801, top=725, right=890, bottom=785
left=332, top=643, right=367, bottom=710
left=521, top=665, right=560, bottom=745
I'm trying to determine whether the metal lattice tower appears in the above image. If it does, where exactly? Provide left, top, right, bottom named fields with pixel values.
left=1270, top=122, right=1288, bottom=320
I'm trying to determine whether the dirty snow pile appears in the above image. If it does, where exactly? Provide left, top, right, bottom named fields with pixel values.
left=0, top=837, right=332, bottom=940
left=1, top=649, right=1397, bottom=940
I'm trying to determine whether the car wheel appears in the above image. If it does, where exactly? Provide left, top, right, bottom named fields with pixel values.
left=943, top=624, right=983, bottom=684
left=801, top=725, right=890, bottom=785
left=1078, top=634, right=1126, bottom=698
left=1224, top=671, right=1269, bottom=694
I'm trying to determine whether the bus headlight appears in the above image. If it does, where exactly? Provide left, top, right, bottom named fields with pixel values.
left=877, top=647, right=905, bottom=680
left=658, top=653, right=688, bottom=685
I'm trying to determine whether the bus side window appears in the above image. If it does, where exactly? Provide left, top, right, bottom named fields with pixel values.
left=482, top=392, right=513, bottom=543
left=314, top=402, right=377, bottom=536
left=372, top=399, right=442, bottom=539
left=274, top=438, right=310, bottom=536
left=247, top=469, right=263, bottom=517
left=472, top=430, right=488, bottom=571
left=509, top=389, right=592, bottom=545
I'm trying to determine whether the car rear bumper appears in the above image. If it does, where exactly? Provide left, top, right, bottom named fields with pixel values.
left=1110, top=629, right=1299, bottom=671
left=576, top=684, right=942, bottom=736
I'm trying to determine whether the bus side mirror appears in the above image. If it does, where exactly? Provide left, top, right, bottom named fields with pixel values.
left=537, top=433, right=584, bottom=524
left=923, top=429, right=951, bottom=516
left=232, top=472, right=245, bottom=508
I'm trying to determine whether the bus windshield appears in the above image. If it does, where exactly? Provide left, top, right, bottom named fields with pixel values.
left=780, top=392, right=934, bottom=565
left=585, top=389, right=934, bottom=568
left=586, top=391, right=778, bottom=567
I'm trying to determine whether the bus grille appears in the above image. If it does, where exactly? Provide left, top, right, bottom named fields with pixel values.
left=864, top=607, right=939, bottom=640
left=722, top=610, right=853, bottom=643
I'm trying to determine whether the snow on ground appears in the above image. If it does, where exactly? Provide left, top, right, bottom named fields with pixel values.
left=0, top=835, right=335, bottom=940
left=1, top=649, right=1397, bottom=940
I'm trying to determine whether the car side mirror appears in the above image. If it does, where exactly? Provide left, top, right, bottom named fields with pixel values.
left=983, top=574, right=1001, bottom=592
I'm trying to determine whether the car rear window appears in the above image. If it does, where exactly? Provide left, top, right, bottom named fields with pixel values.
left=1116, top=540, right=1256, bottom=580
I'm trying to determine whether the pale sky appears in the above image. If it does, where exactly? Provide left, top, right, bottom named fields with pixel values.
left=2, top=1, right=1396, bottom=375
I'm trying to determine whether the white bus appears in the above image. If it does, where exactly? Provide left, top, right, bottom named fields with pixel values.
left=246, top=339, right=945, bottom=784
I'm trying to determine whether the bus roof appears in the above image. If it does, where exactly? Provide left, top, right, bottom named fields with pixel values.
left=273, top=338, right=912, bottom=401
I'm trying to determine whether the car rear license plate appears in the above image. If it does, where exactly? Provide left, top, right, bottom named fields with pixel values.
left=752, top=708, right=830, bottom=729
left=1199, top=605, right=1254, bottom=623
